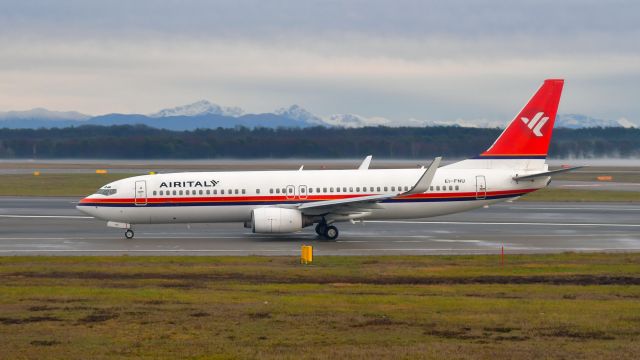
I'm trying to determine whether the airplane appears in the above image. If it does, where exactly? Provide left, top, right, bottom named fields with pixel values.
left=77, top=79, right=579, bottom=240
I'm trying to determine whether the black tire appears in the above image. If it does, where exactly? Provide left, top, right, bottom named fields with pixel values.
left=125, top=229, right=134, bottom=239
left=324, top=225, right=339, bottom=240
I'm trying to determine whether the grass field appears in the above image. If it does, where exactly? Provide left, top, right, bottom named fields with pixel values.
left=2, top=173, right=640, bottom=202
left=1, top=254, right=639, bottom=359
left=0, top=173, right=132, bottom=196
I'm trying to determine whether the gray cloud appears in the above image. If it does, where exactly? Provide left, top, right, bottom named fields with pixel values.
left=0, top=1, right=638, bottom=123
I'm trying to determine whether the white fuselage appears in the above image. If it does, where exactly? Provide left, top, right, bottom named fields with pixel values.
left=77, top=164, right=548, bottom=225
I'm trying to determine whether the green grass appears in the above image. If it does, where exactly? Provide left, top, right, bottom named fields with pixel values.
left=2, top=173, right=640, bottom=203
left=520, top=188, right=640, bottom=202
left=0, top=173, right=134, bottom=196
left=1, top=254, right=639, bottom=359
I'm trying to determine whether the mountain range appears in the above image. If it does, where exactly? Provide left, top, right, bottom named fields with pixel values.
left=0, top=100, right=636, bottom=130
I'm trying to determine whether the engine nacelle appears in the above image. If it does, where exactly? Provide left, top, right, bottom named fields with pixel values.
left=252, top=208, right=310, bottom=233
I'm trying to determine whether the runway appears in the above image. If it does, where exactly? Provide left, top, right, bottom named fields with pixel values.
left=1, top=196, right=639, bottom=255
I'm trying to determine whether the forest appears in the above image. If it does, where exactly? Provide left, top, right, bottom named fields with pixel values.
left=0, top=125, right=638, bottom=159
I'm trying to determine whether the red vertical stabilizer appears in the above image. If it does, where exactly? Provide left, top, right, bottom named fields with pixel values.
left=481, top=79, right=564, bottom=159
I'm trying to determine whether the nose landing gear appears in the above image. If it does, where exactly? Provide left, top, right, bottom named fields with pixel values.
left=125, top=229, right=134, bottom=239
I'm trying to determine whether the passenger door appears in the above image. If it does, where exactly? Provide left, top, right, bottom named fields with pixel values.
left=475, top=175, right=487, bottom=200
left=298, top=185, right=308, bottom=200
left=134, top=180, right=148, bottom=206
left=285, top=185, right=296, bottom=200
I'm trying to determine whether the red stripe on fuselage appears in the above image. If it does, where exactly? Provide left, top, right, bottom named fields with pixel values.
left=79, top=188, right=537, bottom=205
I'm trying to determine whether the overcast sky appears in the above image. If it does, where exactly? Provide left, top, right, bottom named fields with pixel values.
left=1, top=0, right=639, bottom=124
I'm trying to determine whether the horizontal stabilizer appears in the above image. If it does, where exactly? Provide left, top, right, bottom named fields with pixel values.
left=513, top=166, right=583, bottom=181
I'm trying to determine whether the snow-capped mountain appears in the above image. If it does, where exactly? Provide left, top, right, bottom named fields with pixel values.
left=274, top=105, right=326, bottom=125
left=323, top=113, right=391, bottom=128
left=0, top=108, right=90, bottom=121
left=150, top=100, right=244, bottom=118
left=404, top=118, right=505, bottom=128
left=0, top=101, right=636, bottom=130
left=555, top=114, right=637, bottom=129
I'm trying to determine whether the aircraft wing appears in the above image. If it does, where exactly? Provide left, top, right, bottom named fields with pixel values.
left=296, top=157, right=441, bottom=216
left=513, top=166, right=584, bottom=181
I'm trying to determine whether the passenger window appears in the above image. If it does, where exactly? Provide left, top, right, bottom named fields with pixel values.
left=391, top=186, right=395, bottom=191
left=282, top=188, right=286, bottom=194
left=330, top=187, right=334, bottom=192
left=276, top=188, right=280, bottom=194
left=179, top=190, right=183, bottom=195
left=221, top=190, right=225, bottom=195
left=455, top=185, right=459, bottom=191
left=405, top=186, right=409, bottom=191
left=206, top=190, right=210, bottom=195
left=159, top=190, right=163, bottom=195
left=336, top=187, right=340, bottom=193
left=173, top=190, right=177, bottom=195
left=213, top=189, right=217, bottom=195
left=186, top=190, right=190, bottom=195
left=356, top=187, right=360, bottom=192
left=323, top=187, right=327, bottom=193
left=153, top=190, right=157, bottom=195
left=370, top=187, right=374, bottom=192
left=436, top=186, right=440, bottom=191
left=235, top=189, right=239, bottom=194
left=343, top=187, right=347, bottom=192
left=384, top=186, right=388, bottom=191
left=256, top=189, right=260, bottom=194
left=288, top=188, right=293, bottom=194
left=449, top=186, right=453, bottom=191
left=376, top=186, right=380, bottom=192
left=349, top=187, right=353, bottom=192
left=199, top=190, right=203, bottom=195
left=309, top=188, right=313, bottom=193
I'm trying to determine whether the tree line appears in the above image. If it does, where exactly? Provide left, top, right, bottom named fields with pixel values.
left=0, top=125, right=638, bottom=159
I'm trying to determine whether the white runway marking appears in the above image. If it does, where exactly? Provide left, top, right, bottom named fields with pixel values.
left=508, top=206, right=640, bottom=211
left=367, top=220, right=640, bottom=227
left=0, top=215, right=93, bottom=219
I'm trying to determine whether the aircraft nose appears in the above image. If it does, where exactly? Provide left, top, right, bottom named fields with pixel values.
left=76, top=197, right=95, bottom=216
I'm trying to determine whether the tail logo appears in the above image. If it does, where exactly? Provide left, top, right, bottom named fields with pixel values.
left=520, top=112, right=549, bottom=137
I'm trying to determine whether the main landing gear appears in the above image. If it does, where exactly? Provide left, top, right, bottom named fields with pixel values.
left=125, top=229, right=134, bottom=239
left=315, top=220, right=339, bottom=240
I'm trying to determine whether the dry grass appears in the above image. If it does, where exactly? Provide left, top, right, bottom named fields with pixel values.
left=1, top=253, right=639, bottom=359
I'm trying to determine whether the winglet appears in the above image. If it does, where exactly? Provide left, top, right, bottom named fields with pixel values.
left=404, top=157, right=441, bottom=195
left=358, top=155, right=372, bottom=170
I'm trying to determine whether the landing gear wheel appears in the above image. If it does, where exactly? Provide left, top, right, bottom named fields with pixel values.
left=125, top=229, right=134, bottom=239
left=315, top=223, right=327, bottom=236
left=324, top=226, right=339, bottom=240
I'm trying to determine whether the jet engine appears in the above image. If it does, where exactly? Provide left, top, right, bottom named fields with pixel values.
left=251, top=208, right=312, bottom=233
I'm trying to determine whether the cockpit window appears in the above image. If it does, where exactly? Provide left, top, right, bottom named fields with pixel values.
left=96, top=188, right=117, bottom=196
